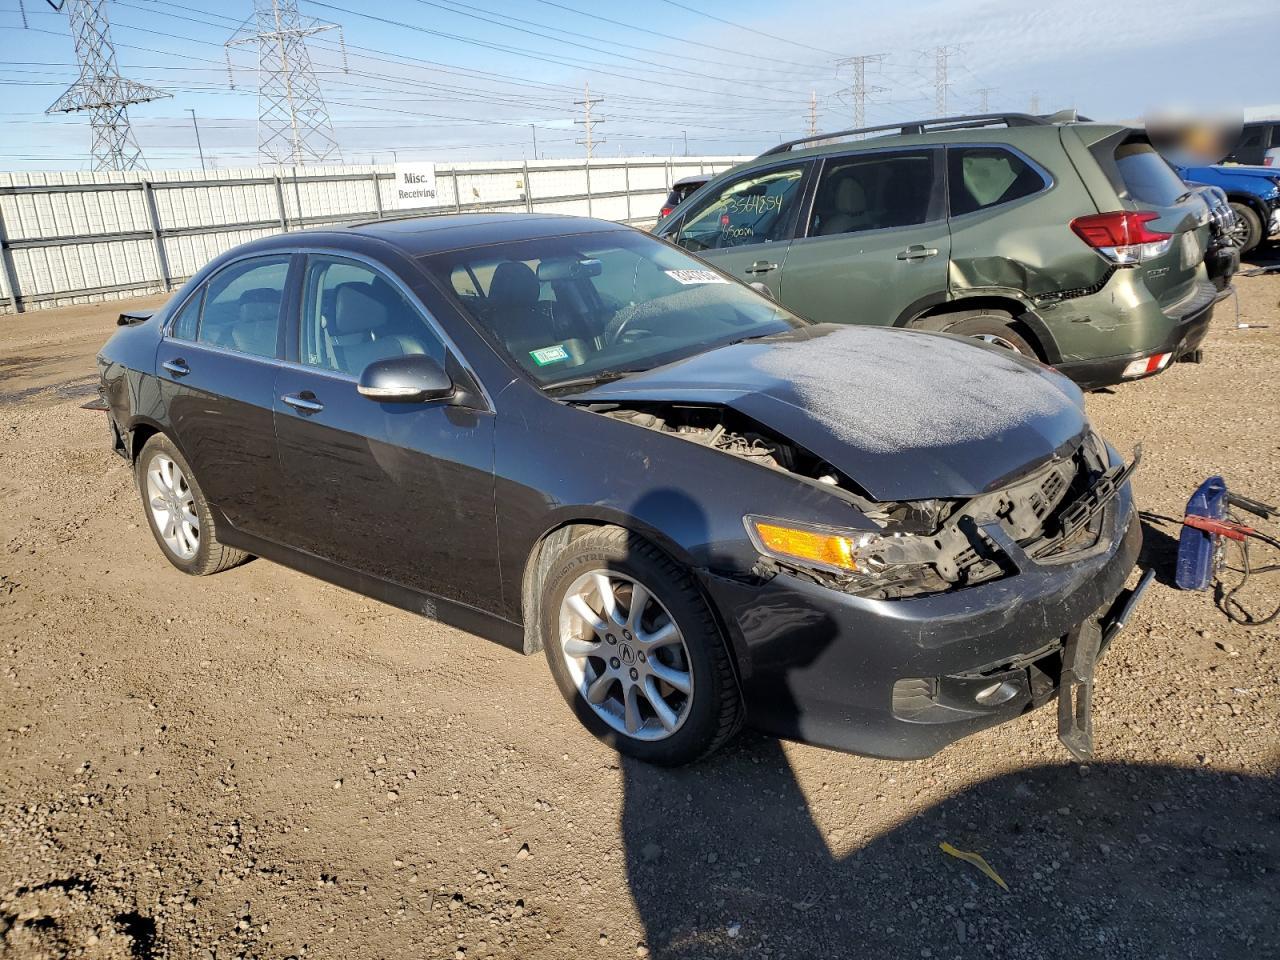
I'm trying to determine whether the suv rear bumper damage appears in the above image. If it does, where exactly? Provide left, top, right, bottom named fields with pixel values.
left=697, top=482, right=1142, bottom=760
left=1052, top=280, right=1227, bottom=390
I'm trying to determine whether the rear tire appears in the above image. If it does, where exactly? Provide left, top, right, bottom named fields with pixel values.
left=1228, top=202, right=1262, bottom=254
left=136, top=434, right=249, bottom=576
left=934, top=310, right=1038, bottom=358
left=540, top=527, right=743, bottom=766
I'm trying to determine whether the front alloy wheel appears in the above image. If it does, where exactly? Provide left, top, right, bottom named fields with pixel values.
left=558, top=570, right=694, bottom=741
left=541, top=526, right=743, bottom=765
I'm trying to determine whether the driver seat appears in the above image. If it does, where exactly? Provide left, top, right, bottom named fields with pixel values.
left=482, top=261, right=556, bottom=351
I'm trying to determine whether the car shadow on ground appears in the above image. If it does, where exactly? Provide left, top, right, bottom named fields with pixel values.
left=620, top=747, right=1279, bottom=959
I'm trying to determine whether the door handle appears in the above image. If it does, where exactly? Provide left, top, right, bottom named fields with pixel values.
left=281, top=392, right=324, bottom=414
left=161, top=358, right=190, bottom=377
left=896, top=245, right=939, bottom=261
left=744, top=260, right=778, bottom=275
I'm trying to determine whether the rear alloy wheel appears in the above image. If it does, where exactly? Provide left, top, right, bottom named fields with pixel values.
left=939, top=311, right=1037, bottom=358
left=136, top=434, right=249, bottom=576
left=541, top=527, right=742, bottom=765
left=1227, top=202, right=1262, bottom=254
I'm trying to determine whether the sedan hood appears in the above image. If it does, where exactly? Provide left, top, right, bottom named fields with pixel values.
left=567, top=324, right=1088, bottom=501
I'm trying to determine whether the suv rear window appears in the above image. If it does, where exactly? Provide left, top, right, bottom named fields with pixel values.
left=947, top=146, right=1045, bottom=216
left=1114, top=142, right=1188, bottom=206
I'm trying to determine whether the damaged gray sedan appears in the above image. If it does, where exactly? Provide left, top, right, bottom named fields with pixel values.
left=98, top=215, right=1147, bottom=765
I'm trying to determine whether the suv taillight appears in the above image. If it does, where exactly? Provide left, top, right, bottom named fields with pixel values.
left=1070, top=211, right=1173, bottom=264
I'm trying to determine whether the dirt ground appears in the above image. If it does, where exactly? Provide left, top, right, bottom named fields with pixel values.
left=2, top=256, right=1278, bottom=960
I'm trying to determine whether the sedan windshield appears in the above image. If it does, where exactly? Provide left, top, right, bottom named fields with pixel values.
left=422, top=229, right=805, bottom=388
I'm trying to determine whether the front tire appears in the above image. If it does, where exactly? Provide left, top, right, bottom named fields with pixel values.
left=1228, top=202, right=1262, bottom=254
left=541, top=527, right=743, bottom=765
left=136, top=434, right=249, bottom=576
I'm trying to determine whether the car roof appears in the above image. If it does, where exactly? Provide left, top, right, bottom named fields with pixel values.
left=735, top=118, right=1131, bottom=171
left=259, top=212, right=633, bottom=258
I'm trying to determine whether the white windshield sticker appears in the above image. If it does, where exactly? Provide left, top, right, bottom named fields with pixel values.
left=664, top=268, right=729, bottom=285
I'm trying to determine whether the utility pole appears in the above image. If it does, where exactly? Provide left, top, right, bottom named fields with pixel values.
left=225, top=0, right=347, bottom=166
left=807, top=89, right=818, bottom=136
left=530, top=123, right=537, bottom=160
left=45, top=0, right=171, bottom=171
left=187, top=108, right=206, bottom=171
left=682, top=129, right=688, bottom=156
left=574, top=82, right=604, bottom=159
left=974, top=87, right=996, bottom=113
left=1029, top=91, right=1040, bottom=115
left=931, top=45, right=963, bottom=116
left=836, top=54, right=885, bottom=131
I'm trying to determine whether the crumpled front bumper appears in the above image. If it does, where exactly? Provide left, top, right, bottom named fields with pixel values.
left=699, top=483, right=1142, bottom=760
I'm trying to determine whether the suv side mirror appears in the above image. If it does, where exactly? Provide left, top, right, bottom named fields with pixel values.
left=357, top=354, right=454, bottom=403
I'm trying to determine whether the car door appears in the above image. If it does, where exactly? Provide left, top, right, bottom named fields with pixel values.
left=775, top=147, right=949, bottom=326
left=272, top=252, right=500, bottom=611
left=667, top=161, right=813, bottom=297
left=154, top=253, right=294, bottom=539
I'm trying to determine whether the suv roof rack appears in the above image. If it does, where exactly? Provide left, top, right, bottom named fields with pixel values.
left=759, top=111, right=1084, bottom=157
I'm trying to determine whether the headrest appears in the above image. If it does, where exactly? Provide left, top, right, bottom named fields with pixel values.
left=238, top=287, right=279, bottom=325
left=488, top=260, right=540, bottom=308
left=834, top=177, right=866, bottom=214
left=332, top=283, right=388, bottom=335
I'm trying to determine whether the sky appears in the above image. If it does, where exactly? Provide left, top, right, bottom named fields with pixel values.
left=0, top=0, right=1274, bottom=171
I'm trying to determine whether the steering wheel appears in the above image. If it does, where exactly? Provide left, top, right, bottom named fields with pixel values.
left=604, top=309, right=649, bottom=346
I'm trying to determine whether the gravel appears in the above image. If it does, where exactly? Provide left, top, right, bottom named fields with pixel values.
left=2, top=255, right=1278, bottom=959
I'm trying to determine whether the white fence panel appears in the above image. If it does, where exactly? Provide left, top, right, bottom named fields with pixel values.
left=0, top=155, right=748, bottom=314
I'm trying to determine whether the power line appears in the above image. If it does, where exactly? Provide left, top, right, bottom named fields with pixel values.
left=44, top=0, right=171, bottom=171
left=654, top=0, right=844, bottom=58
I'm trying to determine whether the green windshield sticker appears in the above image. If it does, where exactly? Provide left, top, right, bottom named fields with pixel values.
left=529, top=344, right=570, bottom=366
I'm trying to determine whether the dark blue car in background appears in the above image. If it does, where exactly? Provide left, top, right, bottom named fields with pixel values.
left=1175, top=162, right=1280, bottom=253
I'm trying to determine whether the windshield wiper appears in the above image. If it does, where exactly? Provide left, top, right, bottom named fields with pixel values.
left=543, top=369, right=638, bottom=394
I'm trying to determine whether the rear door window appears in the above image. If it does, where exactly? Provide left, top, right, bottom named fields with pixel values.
left=947, top=146, right=1046, bottom=216
left=196, top=256, right=290, bottom=359
left=169, top=288, right=203, bottom=341
left=675, top=164, right=808, bottom=252
left=1113, top=142, right=1189, bottom=206
left=807, top=150, right=937, bottom=236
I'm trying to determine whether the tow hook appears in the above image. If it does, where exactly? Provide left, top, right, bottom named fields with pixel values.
left=1058, top=568, right=1155, bottom=760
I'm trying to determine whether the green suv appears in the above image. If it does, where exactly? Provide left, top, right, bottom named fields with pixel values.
left=654, top=112, right=1231, bottom=388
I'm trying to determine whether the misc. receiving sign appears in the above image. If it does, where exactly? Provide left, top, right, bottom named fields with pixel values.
left=391, top=164, right=441, bottom=210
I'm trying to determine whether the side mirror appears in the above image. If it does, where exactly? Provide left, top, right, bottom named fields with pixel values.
left=357, top=354, right=454, bottom=403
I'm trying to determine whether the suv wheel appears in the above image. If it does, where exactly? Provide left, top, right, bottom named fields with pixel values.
left=1227, top=202, right=1262, bottom=254
left=541, top=527, right=743, bottom=765
left=136, top=434, right=249, bottom=576
left=937, top=311, right=1037, bottom=358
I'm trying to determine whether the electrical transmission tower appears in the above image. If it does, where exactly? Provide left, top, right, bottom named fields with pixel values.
left=1029, top=91, right=1040, bottom=115
left=575, top=82, right=604, bottom=159
left=807, top=89, right=817, bottom=137
left=226, top=0, right=345, bottom=166
left=930, top=45, right=963, bottom=115
left=836, top=54, right=885, bottom=131
left=974, top=87, right=996, bottom=112
left=44, top=0, right=171, bottom=171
